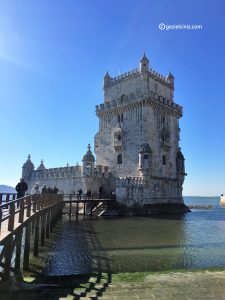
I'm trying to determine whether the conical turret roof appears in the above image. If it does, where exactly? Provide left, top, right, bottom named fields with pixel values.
left=82, top=144, right=95, bottom=162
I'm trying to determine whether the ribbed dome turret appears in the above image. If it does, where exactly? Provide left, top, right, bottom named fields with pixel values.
left=37, top=159, right=46, bottom=170
left=82, top=144, right=95, bottom=162
left=139, top=143, right=152, bottom=153
left=22, top=154, right=34, bottom=179
left=23, top=154, right=34, bottom=169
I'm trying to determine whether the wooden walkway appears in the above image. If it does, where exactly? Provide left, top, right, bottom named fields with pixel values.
left=0, top=193, right=63, bottom=283
left=0, top=193, right=115, bottom=284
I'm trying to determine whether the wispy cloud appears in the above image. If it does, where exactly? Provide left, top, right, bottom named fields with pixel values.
left=0, top=51, right=43, bottom=74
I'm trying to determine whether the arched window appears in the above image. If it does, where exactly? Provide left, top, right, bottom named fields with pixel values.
left=118, top=113, right=124, bottom=123
left=117, top=154, right=122, bottom=165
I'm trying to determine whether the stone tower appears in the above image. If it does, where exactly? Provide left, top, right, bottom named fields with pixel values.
left=20, top=54, right=187, bottom=212
left=95, top=54, right=186, bottom=206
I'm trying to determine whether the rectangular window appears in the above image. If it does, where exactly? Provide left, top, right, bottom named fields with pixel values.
left=163, top=155, right=166, bottom=165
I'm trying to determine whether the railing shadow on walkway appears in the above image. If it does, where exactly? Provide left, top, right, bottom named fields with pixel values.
left=28, top=216, right=113, bottom=299
left=0, top=217, right=113, bottom=299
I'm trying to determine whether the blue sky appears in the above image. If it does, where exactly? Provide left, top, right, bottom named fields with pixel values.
left=0, top=0, right=225, bottom=196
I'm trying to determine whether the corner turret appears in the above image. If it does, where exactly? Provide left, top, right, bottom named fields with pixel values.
left=103, top=71, right=111, bottom=90
left=166, top=72, right=174, bottom=86
left=22, top=154, right=34, bottom=179
left=139, top=53, right=149, bottom=72
left=82, top=144, right=95, bottom=176
left=176, top=148, right=186, bottom=183
left=138, top=143, right=152, bottom=177
left=37, top=159, right=46, bottom=171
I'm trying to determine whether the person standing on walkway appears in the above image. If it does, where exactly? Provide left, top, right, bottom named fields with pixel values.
left=31, top=183, right=40, bottom=195
left=86, top=189, right=92, bottom=200
left=78, top=188, right=83, bottom=200
left=15, top=178, right=28, bottom=199
left=42, top=184, right=47, bottom=194
left=53, top=186, right=59, bottom=194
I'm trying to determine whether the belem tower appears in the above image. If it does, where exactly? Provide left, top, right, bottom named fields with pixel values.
left=21, top=54, right=187, bottom=211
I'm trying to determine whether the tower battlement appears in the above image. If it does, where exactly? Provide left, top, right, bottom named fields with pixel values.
left=105, top=67, right=171, bottom=87
left=103, top=54, right=175, bottom=104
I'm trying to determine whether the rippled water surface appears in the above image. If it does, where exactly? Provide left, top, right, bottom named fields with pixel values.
left=44, top=197, right=225, bottom=275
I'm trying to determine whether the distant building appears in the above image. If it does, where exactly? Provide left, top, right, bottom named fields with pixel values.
left=22, top=54, right=186, bottom=207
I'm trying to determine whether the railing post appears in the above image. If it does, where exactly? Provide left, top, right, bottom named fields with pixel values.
left=33, top=196, right=37, bottom=213
left=15, top=228, right=23, bottom=272
left=36, top=194, right=40, bottom=211
left=19, top=198, right=24, bottom=223
left=69, top=202, right=72, bottom=218
left=0, top=193, right=2, bottom=205
left=23, top=222, right=31, bottom=270
left=40, top=194, right=44, bottom=209
left=90, top=200, right=93, bottom=218
left=59, top=199, right=63, bottom=220
left=2, top=234, right=13, bottom=281
left=26, top=196, right=31, bottom=217
left=46, top=209, right=50, bottom=238
left=0, top=207, right=2, bottom=231
left=76, top=201, right=79, bottom=220
left=8, top=201, right=15, bottom=231
left=6, top=194, right=10, bottom=209
left=41, top=212, right=46, bottom=245
left=33, top=213, right=40, bottom=256
left=83, top=201, right=86, bottom=220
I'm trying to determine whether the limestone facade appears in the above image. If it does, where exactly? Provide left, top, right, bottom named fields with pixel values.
left=21, top=54, right=186, bottom=206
